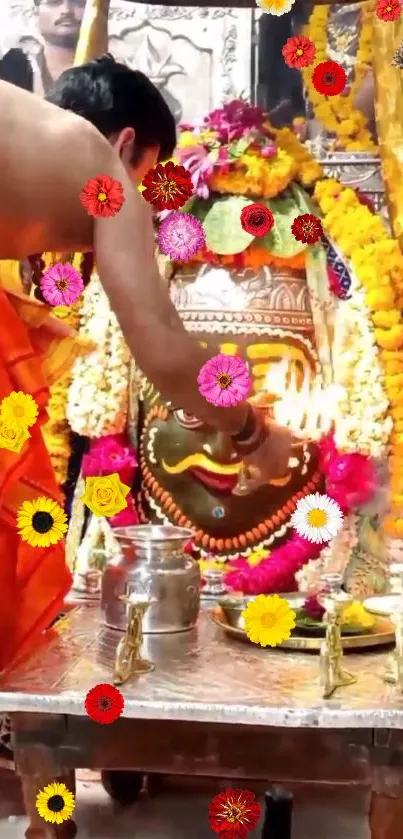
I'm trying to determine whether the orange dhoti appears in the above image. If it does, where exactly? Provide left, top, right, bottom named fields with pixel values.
left=0, top=270, right=85, bottom=673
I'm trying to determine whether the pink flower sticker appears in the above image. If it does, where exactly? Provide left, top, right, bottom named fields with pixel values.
left=40, top=262, right=84, bottom=307
left=197, top=353, right=252, bottom=407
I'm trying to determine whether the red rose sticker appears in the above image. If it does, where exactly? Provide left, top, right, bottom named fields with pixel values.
left=240, top=203, right=275, bottom=237
left=312, top=60, right=347, bottom=97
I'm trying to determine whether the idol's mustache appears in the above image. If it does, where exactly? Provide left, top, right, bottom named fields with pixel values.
left=162, top=453, right=241, bottom=475
left=162, top=453, right=291, bottom=486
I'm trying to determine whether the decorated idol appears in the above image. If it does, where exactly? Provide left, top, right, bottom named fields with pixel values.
left=136, top=99, right=402, bottom=596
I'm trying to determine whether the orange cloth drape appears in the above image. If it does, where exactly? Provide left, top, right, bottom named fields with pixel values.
left=0, top=282, right=89, bottom=673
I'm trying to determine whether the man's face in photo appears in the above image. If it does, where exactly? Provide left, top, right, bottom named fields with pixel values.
left=37, top=0, right=86, bottom=50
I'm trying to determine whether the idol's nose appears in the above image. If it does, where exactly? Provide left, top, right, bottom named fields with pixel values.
left=203, top=434, right=239, bottom=464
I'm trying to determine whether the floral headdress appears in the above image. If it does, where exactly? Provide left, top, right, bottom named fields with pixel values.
left=171, top=99, right=322, bottom=270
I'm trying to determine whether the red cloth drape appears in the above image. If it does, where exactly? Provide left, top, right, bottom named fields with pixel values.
left=0, top=285, right=72, bottom=673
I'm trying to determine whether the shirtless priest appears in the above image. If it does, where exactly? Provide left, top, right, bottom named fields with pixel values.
left=0, top=57, right=292, bottom=672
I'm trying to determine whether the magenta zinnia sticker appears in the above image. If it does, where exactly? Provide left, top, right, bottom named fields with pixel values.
left=157, top=212, right=205, bottom=261
left=40, top=262, right=84, bottom=307
left=197, top=354, right=252, bottom=407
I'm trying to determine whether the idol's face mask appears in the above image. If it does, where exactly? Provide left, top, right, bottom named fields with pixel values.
left=137, top=262, right=323, bottom=559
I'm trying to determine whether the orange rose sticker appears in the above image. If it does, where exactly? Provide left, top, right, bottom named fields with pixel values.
left=81, top=473, right=130, bottom=518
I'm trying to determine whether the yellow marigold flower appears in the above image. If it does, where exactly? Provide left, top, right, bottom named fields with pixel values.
left=0, top=391, right=39, bottom=428
left=242, top=594, right=296, bottom=648
left=246, top=548, right=270, bottom=568
left=342, top=601, right=375, bottom=629
left=177, top=131, right=197, bottom=149
left=338, top=119, right=357, bottom=137
left=299, top=162, right=323, bottom=185
left=375, top=326, right=403, bottom=349
left=366, top=288, right=396, bottom=310
left=384, top=517, right=403, bottom=537
left=314, top=178, right=342, bottom=201
left=383, top=356, right=403, bottom=373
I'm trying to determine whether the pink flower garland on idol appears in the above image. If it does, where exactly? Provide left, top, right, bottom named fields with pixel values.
left=223, top=434, right=377, bottom=595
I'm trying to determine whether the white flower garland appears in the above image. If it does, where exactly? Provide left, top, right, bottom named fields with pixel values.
left=332, top=262, right=392, bottom=459
left=295, top=514, right=359, bottom=592
left=67, top=275, right=130, bottom=437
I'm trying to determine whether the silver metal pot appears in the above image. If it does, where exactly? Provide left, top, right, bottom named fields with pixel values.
left=101, top=524, right=200, bottom=633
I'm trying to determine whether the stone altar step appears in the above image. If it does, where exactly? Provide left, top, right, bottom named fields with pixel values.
left=0, top=770, right=370, bottom=838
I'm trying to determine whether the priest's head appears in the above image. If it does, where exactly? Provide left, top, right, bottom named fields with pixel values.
left=46, top=54, right=177, bottom=181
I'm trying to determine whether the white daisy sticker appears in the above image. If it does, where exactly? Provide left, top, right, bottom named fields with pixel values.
left=256, top=0, right=297, bottom=16
left=291, top=492, right=344, bottom=544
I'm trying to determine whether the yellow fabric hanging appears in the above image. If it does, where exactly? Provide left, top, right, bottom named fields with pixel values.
left=373, top=18, right=403, bottom=249
left=73, top=0, right=110, bottom=67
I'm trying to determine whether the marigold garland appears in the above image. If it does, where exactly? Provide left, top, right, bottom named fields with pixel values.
left=209, top=147, right=297, bottom=199
left=314, top=177, right=403, bottom=535
left=189, top=244, right=306, bottom=271
left=302, top=4, right=377, bottom=152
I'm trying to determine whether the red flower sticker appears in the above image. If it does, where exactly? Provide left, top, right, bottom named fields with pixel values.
left=312, top=60, right=347, bottom=96
left=240, top=203, right=274, bottom=237
left=282, top=35, right=316, bottom=69
left=79, top=174, right=125, bottom=218
left=376, top=0, right=402, bottom=20
left=142, top=161, right=193, bottom=211
left=84, top=683, right=124, bottom=724
left=209, top=788, right=261, bottom=839
left=291, top=213, right=323, bottom=245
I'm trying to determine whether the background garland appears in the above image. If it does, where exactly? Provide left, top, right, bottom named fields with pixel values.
left=302, top=4, right=377, bottom=152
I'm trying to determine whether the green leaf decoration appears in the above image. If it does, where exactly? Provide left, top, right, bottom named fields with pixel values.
left=203, top=196, right=256, bottom=255
left=229, top=138, right=250, bottom=159
left=258, top=194, right=307, bottom=258
left=290, top=182, right=322, bottom=218
left=178, top=195, right=197, bottom=215
left=190, top=196, right=215, bottom=225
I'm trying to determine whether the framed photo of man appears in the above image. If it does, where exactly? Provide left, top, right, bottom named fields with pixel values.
left=0, top=0, right=256, bottom=125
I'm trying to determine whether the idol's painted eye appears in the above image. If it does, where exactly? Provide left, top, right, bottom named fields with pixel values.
left=174, top=410, right=204, bottom=430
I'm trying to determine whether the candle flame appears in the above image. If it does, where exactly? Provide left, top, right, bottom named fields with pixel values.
left=260, top=362, right=342, bottom=440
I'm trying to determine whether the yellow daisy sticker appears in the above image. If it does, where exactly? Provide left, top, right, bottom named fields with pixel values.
left=0, top=391, right=39, bottom=428
left=36, top=782, right=75, bottom=825
left=256, top=0, right=297, bottom=16
left=242, top=594, right=296, bottom=647
left=17, top=497, right=68, bottom=548
left=81, top=473, right=130, bottom=517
